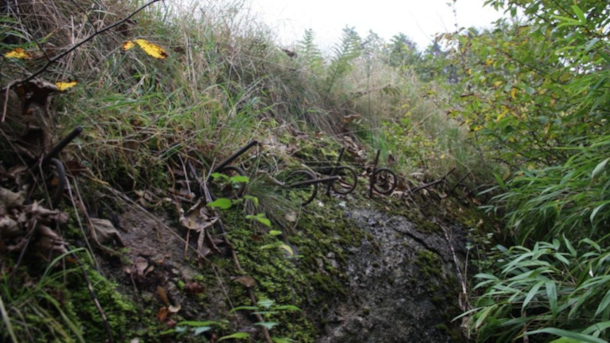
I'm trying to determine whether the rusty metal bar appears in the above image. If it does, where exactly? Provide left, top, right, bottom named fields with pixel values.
left=368, top=150, right=380, bottom=198
left=289, top=175, right=339, bottom=188
left=213, top=140, right=259, bottom=173
left=326, top=147, right=345, bottom=196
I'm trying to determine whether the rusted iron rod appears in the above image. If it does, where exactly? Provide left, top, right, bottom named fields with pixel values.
left=213, top=140, right=259, bottom=173
left=43, top=125, right=83, bottom=165
left=289, top=175, right=339, bottom=188
left=368, top=150, right=381, bottom=198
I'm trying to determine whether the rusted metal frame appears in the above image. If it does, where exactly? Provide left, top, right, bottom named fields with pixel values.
left=325, top=147, right=345, bottom=196
left=368, top=150, right=381, bottom=198
left=400, top=168, right=455, bottom=206
left=447, top=171, right=472, bottom=197
left=212, top=140, right=259, bottom=173
left=288, top=175, right=339, bottom=188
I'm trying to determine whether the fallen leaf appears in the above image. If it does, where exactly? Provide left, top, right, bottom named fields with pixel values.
left=5, top=48, right=31, bottom=59
left=134, top=39, right=168, bottom=59
left=89, top=218, right=124, bottom=247
left=232, top=276, right=257, bottom=288
left=284, top=212, right=297, bottom=222
left=55, top=81, right=77, bottom=92
left=184, top=282, right=205, bottom=295
left=123, top=41, right=136, bottom=51
left=157, top=306, right=169, bottom=322
left=157, top=286, right=170, bottom=306
left=168, top=304, right=181, bottom=313
left=134, top=257, right=148, bottom=277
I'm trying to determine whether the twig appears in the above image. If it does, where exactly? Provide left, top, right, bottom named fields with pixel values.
left=0, top=0, right=163, bottom=92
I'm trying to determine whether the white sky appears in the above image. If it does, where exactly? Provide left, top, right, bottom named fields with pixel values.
left=246, top=0, right=505, bottom=50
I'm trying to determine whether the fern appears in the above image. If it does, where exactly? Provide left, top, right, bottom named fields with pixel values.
left=324, top=26, right=362, bottom=95
left=297, top=29, right=324, bottom=75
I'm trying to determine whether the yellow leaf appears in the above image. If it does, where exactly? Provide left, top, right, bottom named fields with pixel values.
left=122, top=41, right=136, bottom=51
left=486, top=59, right=493, bottom=66
left=510, top=87, right=517, bottom=99
left=56, top=81, right=77, bottom=92
left=467, top=69, right=472, bottom=75
left=134, top=39, right=168, bottom=59
left=496, top=109, right=509, bottom=122
left=544, top=123, right=551, bottom=135
left=5, top=48, right=31, bottom=60
left=493, top=81, right=502, bottom=88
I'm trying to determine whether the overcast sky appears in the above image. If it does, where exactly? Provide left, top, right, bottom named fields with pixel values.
left=246, top=0, right=505, bottom=50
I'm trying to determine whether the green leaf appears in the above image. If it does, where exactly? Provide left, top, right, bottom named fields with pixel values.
left=193, top=326, right=212, bottom=336
left=545, top=280, right=558, bottom=316
left=246, top=213, right=271, bottom=227
left=596, top=290, right=610, bottom=317
left=177, top=320, right=221, bottom=327
left=592, top=158, right=609, bottom=179
left=218, top=332, right=250, bottom=341
left=564, top=236, right=577, bottom=257
left=229, top=175, right=250, bottom=183
left=211, top=172, right=230, bottom=181
left=591, top=204, right=607, bottom=223
left=255, top=322, right=279, bottom=330
left=272, top=338, right=293, bottom=343
left=257, top=299, right=274, bottom=309
left=527, top=328, right=607, bottom=343
left=269, top=230, right=283, bottom=236
left=207, top=198, right=232, bottom=210
left=274, top=305, right=301, bottom=311
left=244, top=195, right=259, bottom=207
left=571, top=5, right=586, bottom=24
left=278, top=243, right=294, bottom=256
left=230, top=305, right=257, bottom=313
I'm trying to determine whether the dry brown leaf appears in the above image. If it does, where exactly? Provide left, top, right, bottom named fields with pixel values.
left=0, top=187, right=25, bottom=214
left=36, top=225, right=68, bottom=255
left=232, top=276, right=257, bottom=288
left=144, top=265, right=155, bottom=276
left=0, top=216, right=22, bottom=238
left=168, top=304, right=181, bottom=313
left=157, top=306, right=169, bottom=322
left=89, top=218, right=124, bottom=247
left=184, top=282, right=204, bottom=295
left=284, top=212, right=297, bottom=222
left=157, top=286, right=170, bottom=306
left=134, top=257, right=148, bottom=277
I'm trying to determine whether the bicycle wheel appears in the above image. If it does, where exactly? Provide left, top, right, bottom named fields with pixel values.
left=208, top=165, right=247, bottom=200
left=372, top=168, right=397, bottom=195
left=331, top=166, right=358, bottom=195
left=27, top=158, right=67, bottom=208
left=284, top=170, right=318, bottom=206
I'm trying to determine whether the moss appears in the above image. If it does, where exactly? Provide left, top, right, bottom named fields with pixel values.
left=67, top=265, right=137, bottom=342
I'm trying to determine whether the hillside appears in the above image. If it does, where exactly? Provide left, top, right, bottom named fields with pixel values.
left=2, top=0, right=610, bottom=342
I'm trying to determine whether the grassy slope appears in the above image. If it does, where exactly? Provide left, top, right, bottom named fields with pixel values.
left=0, top=0, right=495, bottom=341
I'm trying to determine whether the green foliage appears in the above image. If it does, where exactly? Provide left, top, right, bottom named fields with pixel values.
left=468, top=237, right=610, bottom=343
left=445, top=1, right=610, bottom=341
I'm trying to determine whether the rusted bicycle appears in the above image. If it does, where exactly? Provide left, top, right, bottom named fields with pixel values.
left=184, top=140, right=339, bottom=206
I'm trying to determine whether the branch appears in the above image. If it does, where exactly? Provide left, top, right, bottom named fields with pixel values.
left=1, top=0, right=162, bottom=91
